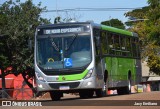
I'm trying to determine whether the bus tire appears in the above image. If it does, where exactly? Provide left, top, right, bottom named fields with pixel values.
left=117, top=75, right=131, bottom=95
left=79, top=90, right=94, bottom=98
left=96, top=81, right=108, bottom=97
left=88, top=90, right=94, bottom=98
left=50, top=91, right=62, bottom=101
left=95, top=89, right=103, bottom=97
left=126, top=74, right=131, bottom=94
left=79, top=92, right=86, bottom=98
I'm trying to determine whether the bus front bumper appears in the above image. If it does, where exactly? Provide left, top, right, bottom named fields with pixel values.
left=36, top=76, right=98, bottom=92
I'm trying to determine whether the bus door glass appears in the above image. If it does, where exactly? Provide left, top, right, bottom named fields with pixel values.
left=93, top=28, right=103, bottom=80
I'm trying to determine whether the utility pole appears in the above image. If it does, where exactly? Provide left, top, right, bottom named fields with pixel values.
left=56, top=0, right=58, bottom=17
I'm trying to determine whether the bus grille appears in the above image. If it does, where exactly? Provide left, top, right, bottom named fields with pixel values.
left=43, top=70, right=83, bottom=75
left=48, top=82, right=80, bottom=89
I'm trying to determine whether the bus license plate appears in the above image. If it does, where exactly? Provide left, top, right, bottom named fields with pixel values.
left=59, top=86, right=70, bottom=90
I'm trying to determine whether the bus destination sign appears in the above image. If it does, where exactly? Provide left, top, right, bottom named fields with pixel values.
left=44, top=27, right=83, bottom=34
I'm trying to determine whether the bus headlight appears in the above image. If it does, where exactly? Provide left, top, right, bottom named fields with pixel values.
left=84, top=69, right=93, bottom=79
left=35, top=72, right=46, bottom=82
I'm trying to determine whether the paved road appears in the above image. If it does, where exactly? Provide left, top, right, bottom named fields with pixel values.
left=0, top=91, right=160, bottom=109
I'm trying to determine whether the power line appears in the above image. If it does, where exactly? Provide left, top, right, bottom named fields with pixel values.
left=42, top=7, right=143, bottom=13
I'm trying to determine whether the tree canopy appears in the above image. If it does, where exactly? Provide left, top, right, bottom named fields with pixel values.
left=125, top=0, right=160, bottom=75
left=0, top=0, right=50, bottom=88
left=101, top=18, right=125, bottom=29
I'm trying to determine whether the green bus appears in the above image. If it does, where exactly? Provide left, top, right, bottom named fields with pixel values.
left=34, top=21, right=142, bottom=100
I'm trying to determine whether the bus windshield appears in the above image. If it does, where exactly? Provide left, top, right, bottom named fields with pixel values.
left=36, top=33, right=92, bottom=70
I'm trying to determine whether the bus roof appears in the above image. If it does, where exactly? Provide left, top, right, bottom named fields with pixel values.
left=101, top=25, right=134, bottom=37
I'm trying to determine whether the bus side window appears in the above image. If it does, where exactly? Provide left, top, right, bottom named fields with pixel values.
left=132, top=38, right=140, bottom=58
left=121, top=36, right=127, bottom=56
left=108, top=33, right=114, bottom=55
left=132, top=38, right=137, bottom=58
left=114, top=34, right=121, bottom=56
left=100, top=31, right=108, bottom=55
left=126, top=37, right=132, bottom=57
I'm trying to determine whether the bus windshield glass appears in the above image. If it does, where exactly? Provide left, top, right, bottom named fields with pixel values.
left=36, top=33, right=92, bottom=70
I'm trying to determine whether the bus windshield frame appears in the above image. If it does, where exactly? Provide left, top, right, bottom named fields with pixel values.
left=35, top=24, right=92, bottom=71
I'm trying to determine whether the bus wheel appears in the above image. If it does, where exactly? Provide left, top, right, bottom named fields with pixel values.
left=79, top=90, right=94, bottom=98
left=117, top=87, right=125, bottom=95
left=126, top=75, right=131, bottom=94
left=96, top=82, right=108, bottom=97
left=117, top=78, right=131, bottom=95
left=88, top=90, right=94, bottom=98
left=79, top=92, right=86, bottom=98
left=50, top=91, right=63, bottom=101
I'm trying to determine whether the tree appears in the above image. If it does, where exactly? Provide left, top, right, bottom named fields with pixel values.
left=124, top=6, right=149, bottom=27
left=0, top=8, right=9, bottom=69
left=124, top=7, right=149, bottom=55
left=145, top=0, right=160, bottom=75
left=0, top=0, right=50, bottom=91
left=101, top=18, right=125, bottom=29
left=125, top=0, right=160, bottom=75
left=0, top=34, right=10, bottom=98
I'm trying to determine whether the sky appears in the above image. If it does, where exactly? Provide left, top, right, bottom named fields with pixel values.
left=0, top=0, right=148, bottom=24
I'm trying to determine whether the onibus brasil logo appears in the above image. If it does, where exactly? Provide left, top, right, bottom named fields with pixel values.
left=2, top=101, right=42, bottom=106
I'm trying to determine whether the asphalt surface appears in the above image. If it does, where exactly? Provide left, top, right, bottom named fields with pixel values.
left=0, top=91, right=160, bottom=109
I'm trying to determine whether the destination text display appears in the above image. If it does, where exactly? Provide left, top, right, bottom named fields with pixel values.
left=44, top=27, right=82, bottom=34
left=37, top=25, right=90, bottom=35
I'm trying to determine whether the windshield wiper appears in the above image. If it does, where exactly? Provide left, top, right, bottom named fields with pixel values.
left=65, top=34, right=78, bottom=51
left=49, top=36, right=60, bottom=51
